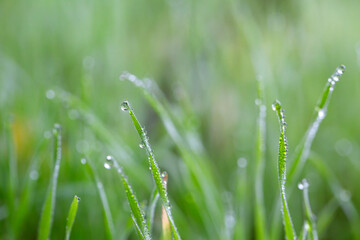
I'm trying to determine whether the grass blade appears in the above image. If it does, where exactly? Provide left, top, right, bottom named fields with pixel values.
left=4, top=117, right=17, bottom=235
left=120, top=100, right=181, bottom=240
left=298, top=222, right=309, bottom=240
left=272, top=100, right=296, bottom=240
left=81, top=158, right=115, bottom=240
left=161, top=172, right=171, bottom=240
left=254, top=79, right=267, bottom=240
left=147, top=187, right=160, bottom=232
left=298, top=179, right=318, bottom=240
left=104, top=155, right=151, bottom=240
left=37, top=124, right=62, bottom=240
left=288, top=65, right=346, bottom=183
left=65, top=195, right=80, bottom=240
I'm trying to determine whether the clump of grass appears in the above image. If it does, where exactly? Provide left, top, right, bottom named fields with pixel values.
left=120, top=100, right=181, bottom=240
left=37, top=124, right=62, bottom=240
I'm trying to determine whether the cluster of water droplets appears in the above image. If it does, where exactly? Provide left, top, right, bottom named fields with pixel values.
left=119, top=72, right=152, bottom=90
left=297, top=179, right=309, bottom=190
left=328, top=65, right=345, bottom=88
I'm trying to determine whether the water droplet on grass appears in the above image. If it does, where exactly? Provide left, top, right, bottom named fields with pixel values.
left=120, top=101, right=129, bottom=111
left=104, top=155, right=114, bottom=169
left=80, top=158, right=87, bottom=165
left=46, top=89, right=55, bottom=99
left=30, top=170, right=39, bottom=180
left=139, top=141, right=145, bottom=148
left=237, top=157, right=247, bottom=168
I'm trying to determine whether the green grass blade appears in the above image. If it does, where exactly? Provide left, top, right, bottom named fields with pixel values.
left=4, top=117, right=17, bottom=235
left=161, top=172, right=171, bottom=240
left=298, top=179, right=318, bottom=240
left=81, top=158, right=115, bottom=240
left=288, top=65, right=346, bottom=183
left=298, top=222, right=309, bottom=240
left=254, top=79, right=267, bottom=240
left=37, top=124, right=62, bottom=240
left=104, top=155, right=151, bottom=240
left=147, top=187, right=160, bottom=232
left=272, top=100, right=296, bottom=240
left=121, top=100, right=181, bottom=240
left=65, top=195, right=80, bottom=240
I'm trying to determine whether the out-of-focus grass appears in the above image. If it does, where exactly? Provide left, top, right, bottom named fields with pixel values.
left=1, top=0, right=360, bottom=239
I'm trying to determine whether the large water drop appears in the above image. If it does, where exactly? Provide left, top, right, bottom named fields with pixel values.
left=120, top=101, right=129, bottom=111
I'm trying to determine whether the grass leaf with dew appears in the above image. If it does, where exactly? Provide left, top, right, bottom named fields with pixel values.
left=287, top=65, right=346, bottom=183
left=121, top=73, right=222, bottom=238
left=81, top=158, right=115, bottom=240
left=37, top=124, right=62, bottom=240
left=65, top=195, right=80, bottom=240
left=120, top=100, right=181, bottom=240
left=254, top=79, right=267, bottom=240
left=160, top=172, right=171, bottom=240
left=272, top=100, right=296, bottom=240
left=104, top=155, right=151, bottom=240
left=298, top=179, right=318, bottom=240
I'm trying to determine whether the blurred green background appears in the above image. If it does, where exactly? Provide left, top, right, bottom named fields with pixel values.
left=1, top=0, right=360, bottom=239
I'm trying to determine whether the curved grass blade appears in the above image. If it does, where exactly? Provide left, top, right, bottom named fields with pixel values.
left=65, top=195, right=80, bottom=240
left=104, top=155, right=151, bottom=240
left=120, top=100, right=181, bottom=240
left=121, top=73, right=222, bottom=238
left=254, top=79, right=267, bottom=240
left=298, top=222, right=309, bottom=240
left=288, top=65, right=346, bottom=184
left=298, top=179, right=318, bottom=240
left=272, top=100, right=296, bottom=240
left=81, top=158, right=115, bottom=240
left=37, top=124, right=62, bottom=240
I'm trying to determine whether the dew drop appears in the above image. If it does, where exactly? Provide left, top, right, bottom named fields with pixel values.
left=298, top=179, right=309, bottom=190
left=76, top=196, right=81, bottom=202
left=46, top=89, right=55, bottom=99
left=237, top=157, right=247, bottom=168
left=139, top=141, right=145, bottom=149
left=297, top=183, right=304, bottom=190
left=104, top=155, right=114, bottom=170
left=318, top=109, right=325, bottom=119
left=30, top=170, right=39, bottom=180
left=80, top=158, right=87, bottom=165
left=120, top=101, right=129, bottom=111
left=271, top=103, right=277, bottom=111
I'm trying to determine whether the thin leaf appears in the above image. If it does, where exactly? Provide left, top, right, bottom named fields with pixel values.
left=272, top=100, right=296, bottom=240
left=37, top=124, right=62, bottom=240
left=121, top=100, right=181, bottom=240
left=105, top=155, right=151, bottom=240
left=65, top=195, right=80, bottom=240
left=298, top=222, right=309, bottom=240
left=298, top=179, right=318, bottom=240
left=82, top=158, right=115, bottom=240
left=254, top=79, right=267, bottom=240
left=147, top=187, right=160, bottom=232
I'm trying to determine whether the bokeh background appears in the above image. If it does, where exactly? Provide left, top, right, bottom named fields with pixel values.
left=1, top=0, right=360, bottom=239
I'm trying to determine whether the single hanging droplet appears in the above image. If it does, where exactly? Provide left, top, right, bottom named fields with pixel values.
left=80, top=158, right=87, bottom=165
left=104, top=155, right=114, bottom=170
left=297, top=183, right=304, bottom=190
left=76, top=196, right=81, bottom=202
left=139, top=141, right=145, bottom=149
left=120, top=101, right=129, bottom=111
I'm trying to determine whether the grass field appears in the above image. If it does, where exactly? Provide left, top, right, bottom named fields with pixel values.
left=1, top=0, right=360, bottom=239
